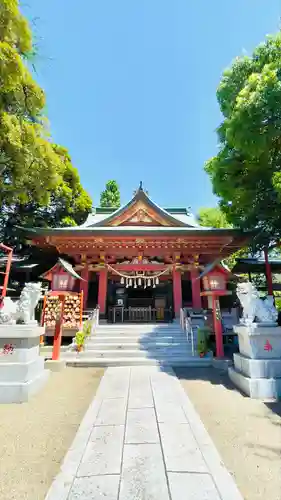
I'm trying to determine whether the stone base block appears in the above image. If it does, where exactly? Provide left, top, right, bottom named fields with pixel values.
left=234, top=324, right=281, bottom=359
left=0, top=369, right=49, bottom=403
left=45, top=359, right=66, bottom=372
left=0, top=357, right=44, bottom=383
left=228, top=367, right=281, bottom=400
left=234, top=353, right=281, bottom=379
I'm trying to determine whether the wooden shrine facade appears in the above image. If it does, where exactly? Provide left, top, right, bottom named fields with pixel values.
left=23, top=185, right=252, bottom=320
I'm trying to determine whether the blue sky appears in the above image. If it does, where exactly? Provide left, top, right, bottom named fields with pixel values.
left=23, top=0, right=281, bottom=212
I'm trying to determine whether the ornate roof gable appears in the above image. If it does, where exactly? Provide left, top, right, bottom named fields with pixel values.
left=92, top=184, right=190, bottom=228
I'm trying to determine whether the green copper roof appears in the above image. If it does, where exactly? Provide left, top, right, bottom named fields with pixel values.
left=22, top=225, right=249, bottom=237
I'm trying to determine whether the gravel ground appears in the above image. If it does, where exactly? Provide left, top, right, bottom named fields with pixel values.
left=175, top=367, right=281, bottom=500
left=0, top=367, right=104, bottom=500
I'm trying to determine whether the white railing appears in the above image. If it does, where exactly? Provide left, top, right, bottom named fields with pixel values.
left=89, top=307, right=99, bottom=334
left=180, top=308, right=195, bottom=357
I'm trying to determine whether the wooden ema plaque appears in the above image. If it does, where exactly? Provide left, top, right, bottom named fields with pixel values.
left=42, top=291, right=83, bottom=329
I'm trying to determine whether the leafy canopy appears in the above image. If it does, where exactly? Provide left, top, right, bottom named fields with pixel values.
left=198, top=207, right=232, bottom=229
left=205, top=32, right=281, bottom=248
left=100, top=180, right=121, bottom=208
left=198, top=206, right=247, bottom=269
left=0, top=1, right=92, bottom=247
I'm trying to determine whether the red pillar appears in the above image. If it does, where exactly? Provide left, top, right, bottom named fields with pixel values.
left=264, top=248, right=273, bottom=296
left=52, top=296, right=65, bottom=361
left=98, top=268, right=108, bottom=315
left=212, top=295, right=224, bottom=358
left=80, top=265, right=89, bottom=309
left=172, top=268, right=182, bottom=317
left=190, top=266, right=202, bottom=310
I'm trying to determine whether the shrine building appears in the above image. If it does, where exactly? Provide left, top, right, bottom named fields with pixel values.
left=24, top=184, right=252, bottom=322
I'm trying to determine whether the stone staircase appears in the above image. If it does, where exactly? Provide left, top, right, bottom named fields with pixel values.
left=62, top=322, right=212, bottom=367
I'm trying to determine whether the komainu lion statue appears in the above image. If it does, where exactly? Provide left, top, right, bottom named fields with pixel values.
left=0, top=282, right=42, bottom=325
left=236, top=282, right=278, bottom=324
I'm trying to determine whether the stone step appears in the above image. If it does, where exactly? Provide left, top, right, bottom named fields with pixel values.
left=64, top=356, right=212, bottom=367
left=87, top=335, right=188, bottom=343
left=95, top=324, right=181, bottom=329
left=96, top=323, right=179, bottom=328
left=92, top=330, right=186, bottom=336
left=63, top=349, right=193, bottom=359
left=84, top=341, right=191, bottom=350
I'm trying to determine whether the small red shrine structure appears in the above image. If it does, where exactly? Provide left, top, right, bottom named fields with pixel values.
left=23, top=184, right=252, bottom=321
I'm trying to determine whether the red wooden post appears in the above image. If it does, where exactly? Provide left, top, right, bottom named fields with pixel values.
left=190, top=266, right=202, bottom=310
left=212, top=295, right=224, bottom=358
left=52, top=296, right=65, bottom=361
left=80, top=265, right=89, bottom=309
left=0, top=244, right=13, bottom=303
left=98, top=268, right=108, bottom=314
left=172, top=267, right=182, bottom=317
left=40, top=295, right=47, bottom=345
left=264, top=248, right=273, bottom=296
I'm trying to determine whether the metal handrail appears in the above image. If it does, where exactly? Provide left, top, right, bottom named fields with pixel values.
left=180, top=308, right=195, bottom=357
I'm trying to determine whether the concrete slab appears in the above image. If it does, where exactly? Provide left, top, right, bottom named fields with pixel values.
left=128, top=374, right=153, bottom=408
left=155, top=400, right=188, bottom=424
left=168, top=472, right=221, bottom=500
left=119, top=443, right=170, bottom=500
left=68, top=475, right=119, bottom=500
left=159, top=423, right=208, bottom=473
left=95, top=397, right=127, bottom=426
left=125, top=408, right=159, bottom=444
left=77, top=424, right=124, bottom=476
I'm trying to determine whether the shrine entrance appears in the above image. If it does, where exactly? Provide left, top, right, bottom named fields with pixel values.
left=107, top=278, right=173, bottom=323
left=127, top=286, right=153, bottom=308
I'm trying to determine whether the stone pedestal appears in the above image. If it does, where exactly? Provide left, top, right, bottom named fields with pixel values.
left=228, top=323, right=281, bottom=400
left=0, top=325, right=49, bottom=403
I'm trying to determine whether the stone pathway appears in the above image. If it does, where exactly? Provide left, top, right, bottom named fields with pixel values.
left=45, top=366, right=243, bottom=500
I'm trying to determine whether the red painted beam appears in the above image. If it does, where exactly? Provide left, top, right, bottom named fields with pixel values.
left=112, top=264, right=168, bottom=272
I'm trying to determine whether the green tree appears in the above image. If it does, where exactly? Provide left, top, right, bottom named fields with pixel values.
left=198, top=206, right=248, bottom=269
left=198, top=207, right=232, bottom=228
left=205, top=32, right=281, bottom=249
left=0, top=1, right=92, bottom=247
left=100, top=180, right=121, bottom=208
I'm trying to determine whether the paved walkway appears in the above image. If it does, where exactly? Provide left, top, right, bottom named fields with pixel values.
left=46, top=366, right=243, bottom=500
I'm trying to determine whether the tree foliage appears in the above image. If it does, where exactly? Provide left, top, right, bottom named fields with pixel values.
left=100, top=180, right=121, bottom=208
left=0, top=1, right=92, bottom=247
left=198, top=206, right=248, bottom=269
left=205, top=32, right=281, bottom=248
left=198, top=207, right=232, bottom=228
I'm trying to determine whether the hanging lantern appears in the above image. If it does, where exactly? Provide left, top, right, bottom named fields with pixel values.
left=126, top=278, right=129, bottom=288
left=134, top=278, right=137, bottom=288
left=144, top=281, right=147, bottom=289
left=156, top=277, right=159, bottom=285
left=147, top=278, right=151, bottom=287
left=120, top=277, right=124, bottom=285
left=129, top=278, right=132, bottom=287
left=138, top=277, right=142, bottom=286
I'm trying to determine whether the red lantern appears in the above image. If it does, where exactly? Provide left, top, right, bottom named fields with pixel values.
left=202, top=270, right=227, bottom=293
left=201, top=266, right=231, bottom=359
left=52, top=272, right=75, bottom=291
